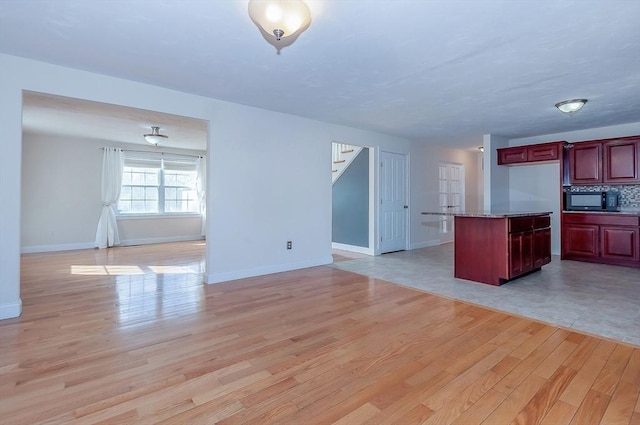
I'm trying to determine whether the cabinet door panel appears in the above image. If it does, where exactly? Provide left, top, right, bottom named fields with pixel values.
left=563, top=224, right=599, bottom=258
left=534, top=228, right=552, bottom=268
left=528, top=144, right=558, bottom=162
left=603, top=139, right=639, bottom=183
left=509, top=232, right=534, bottom=277
left=569, top=143, right=601, bottom=184
left=601, top=227, right=639, bottom=261
left=498, top=147, right=527, bottom=165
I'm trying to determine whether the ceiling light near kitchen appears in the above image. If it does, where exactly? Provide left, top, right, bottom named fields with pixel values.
left=555, top=99, right=588, bottom=115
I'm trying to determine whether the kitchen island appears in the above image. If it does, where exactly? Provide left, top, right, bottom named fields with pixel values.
left=422, top=211, right=553, bottom=286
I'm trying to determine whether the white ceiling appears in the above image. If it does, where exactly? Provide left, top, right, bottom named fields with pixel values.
left=2, top=0, right=640, bottom=152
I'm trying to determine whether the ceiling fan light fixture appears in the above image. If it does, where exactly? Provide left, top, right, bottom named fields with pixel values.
left=143, top=126, right=168, bottom=146
left=555, top=99, right=588, bottom=115
left=248, top=0, right=311, bottom=43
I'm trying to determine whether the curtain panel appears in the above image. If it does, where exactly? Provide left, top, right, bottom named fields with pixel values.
left=95, top=147, right=124, bottom=248
left=196, top=156, right=206, bottom=237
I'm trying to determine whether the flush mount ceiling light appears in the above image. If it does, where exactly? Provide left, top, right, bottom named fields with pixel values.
left=248, top=0, right=311, bottom=46
left=555, top=99, right=588, bottom=115
left=143, top=126, right=168, bottom=146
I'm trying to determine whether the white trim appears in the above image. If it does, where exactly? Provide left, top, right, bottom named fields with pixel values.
left=332, top=242, right=374, bottom=255
left=409, top=239, right=441, bottom=250
left=22, top=242, right=95, bottom=254
left=116, top=213, right=201, bottom=221
left=120, top=235, right=205, bottom=246
left=205, top=256, right=333, bottom=284
left=21, top=235, right=204, bottom=253
left=0, top=299, right=22, bottom=320
left=370, top=147, right=378, bottom=255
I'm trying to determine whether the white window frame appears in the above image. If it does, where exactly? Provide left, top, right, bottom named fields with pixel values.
left=117, top=153, right=201, bottom=217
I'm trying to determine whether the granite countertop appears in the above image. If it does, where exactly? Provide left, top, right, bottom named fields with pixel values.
left=421, top=211, right=553, bottom=218
left=563, top=209, right=640, bottom=216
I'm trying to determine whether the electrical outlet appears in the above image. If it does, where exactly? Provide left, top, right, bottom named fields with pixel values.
left=287, top=241, right=292, bottom=250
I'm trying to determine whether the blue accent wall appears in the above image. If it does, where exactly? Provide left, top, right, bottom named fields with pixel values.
left=332, top=148, right=369, bottom=247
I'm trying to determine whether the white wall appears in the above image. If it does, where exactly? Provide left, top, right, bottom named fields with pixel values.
left=409, top=142, right=482, bottom=249
left=483, top=134, right=510, bottom=210
left=21, top=133, right=205, bottom=253
left=0, top=53, right=419, bottom=319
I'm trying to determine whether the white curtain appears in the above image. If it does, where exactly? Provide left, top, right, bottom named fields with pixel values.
left=95, top=147, right=124, bottom=248
left=196, top=156, right=207, bottom=237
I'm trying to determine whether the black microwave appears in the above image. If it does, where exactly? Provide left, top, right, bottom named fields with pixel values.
left=565, top=190, right=619, bottom=211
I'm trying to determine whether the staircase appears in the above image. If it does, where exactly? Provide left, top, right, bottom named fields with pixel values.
left=332, top=142, right=363, bottom=184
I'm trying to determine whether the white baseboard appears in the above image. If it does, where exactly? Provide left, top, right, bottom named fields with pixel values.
left=120, top=235, right=205, bottom=247
left=21, top=236, right=205, bottom=253
left=331, top=242, right=374, bottom=255
left=409, top=239, right=442, bottom=250
left=0, top=299, right=22, bottom=320
left=21, top=242, right=94, bottom=254
left=206, top=256, right=333, bottom=284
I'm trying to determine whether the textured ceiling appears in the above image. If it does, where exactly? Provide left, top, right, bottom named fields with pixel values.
left=2, top=0, right=640, bottom=151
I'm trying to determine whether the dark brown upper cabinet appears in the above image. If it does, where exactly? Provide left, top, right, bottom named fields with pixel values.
left=568, top=136, right=639, bottom=185
left=497, top=142, right=561, bottom=166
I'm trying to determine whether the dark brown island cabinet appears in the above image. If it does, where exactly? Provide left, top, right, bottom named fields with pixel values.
left=453, top=213, right=552, bottom=286
left=562, top=212, right=640, bottom=268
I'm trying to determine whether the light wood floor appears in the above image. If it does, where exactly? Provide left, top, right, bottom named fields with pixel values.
left=1, top=242, right=638, bottom=424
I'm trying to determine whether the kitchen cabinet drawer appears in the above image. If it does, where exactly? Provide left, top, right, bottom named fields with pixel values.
left=509, top=217, right=534, bottom=233
left=533, top=215, right=551, bottom=229
left=562, top=213, right=639, bottom=227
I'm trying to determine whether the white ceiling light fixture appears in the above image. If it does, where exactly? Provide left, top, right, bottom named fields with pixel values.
left=143, top=126, right=168, bottom=146
left=555, top=99, right=588, bottom=115
left=248, top=0, right=311, bottom=47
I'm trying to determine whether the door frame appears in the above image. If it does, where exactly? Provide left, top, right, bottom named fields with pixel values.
left=438, top=161, right=465, bottom=245
left=331, top=142, right=376, bottom=256
left=376, top=149, right=410, bottom=255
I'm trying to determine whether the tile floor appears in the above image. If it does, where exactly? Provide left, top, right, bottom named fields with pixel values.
left=332, top=244, right=640, bottom=346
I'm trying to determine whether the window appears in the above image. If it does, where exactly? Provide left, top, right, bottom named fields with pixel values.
left=118, top=154, right=201, bottom=216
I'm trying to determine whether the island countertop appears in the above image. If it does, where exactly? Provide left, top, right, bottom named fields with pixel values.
left=421, top=210, right=553, bottom=218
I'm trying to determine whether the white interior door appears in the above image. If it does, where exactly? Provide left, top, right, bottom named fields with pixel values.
left=379, top=151, right=408, bottom=253
left=439, top=162, right=464, bottom=244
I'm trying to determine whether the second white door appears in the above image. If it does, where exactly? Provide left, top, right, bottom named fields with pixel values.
left=380, top=151, right=408, bottom=253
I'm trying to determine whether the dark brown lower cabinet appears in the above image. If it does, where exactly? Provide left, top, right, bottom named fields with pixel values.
left=454, top=214, right=552, bottom=286
left=562, top=213, right=640, bottom=268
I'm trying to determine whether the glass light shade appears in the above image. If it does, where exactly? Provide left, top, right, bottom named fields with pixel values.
left=143, top=127, right=168, bottom=145
left=555, top=99, right=588, bottom=114
left=248, top=0, right=311, bottom=40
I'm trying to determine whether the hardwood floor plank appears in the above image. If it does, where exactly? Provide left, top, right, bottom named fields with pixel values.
left=559, top=339, right=618, bottom=407
left=570, top=389, right=611, bottom=425
left=1, top=242, right=637, bottom=424
left=599, top=379, right=640, bottom=425
left=511, top=365, right=577, bottom=425
left=481, top=372, right=547, bottom=425
left=538, top=400, right=577, bottom=425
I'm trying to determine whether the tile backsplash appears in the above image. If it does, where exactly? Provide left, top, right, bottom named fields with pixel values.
left=566, top=184, right=640, bottom=208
